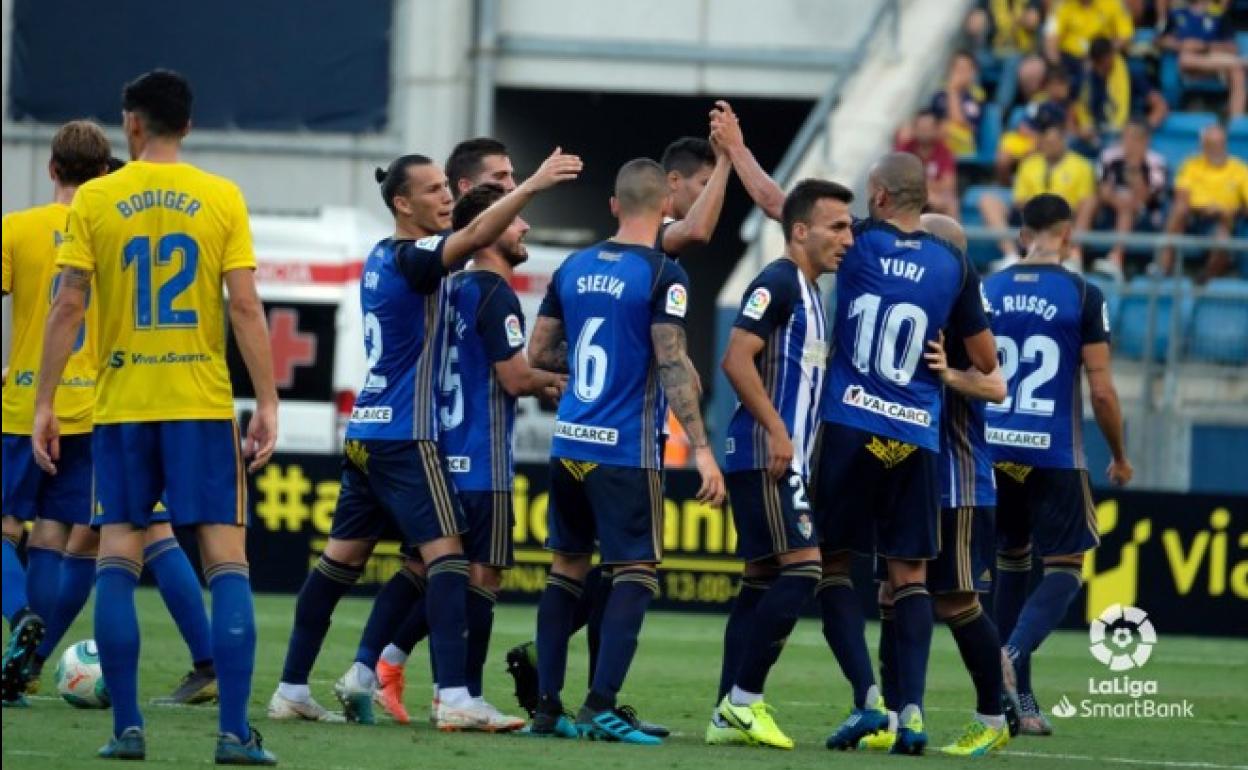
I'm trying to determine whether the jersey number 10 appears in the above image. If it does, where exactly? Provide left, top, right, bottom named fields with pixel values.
left=122, top=233, right=199, bottom=329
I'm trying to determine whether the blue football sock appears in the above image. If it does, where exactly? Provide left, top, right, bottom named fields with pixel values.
left=583, top=567, right=612, bottom=682
left=392, top=598, right=430, bottom=656
left=1007, top=567, right=1082, bottom=694
left=817, top=574, right=876, bottom=708
left=356, top=567, right=425, bottom=669
left=947, top=603, right=1003, bottom=716
left=95, top=558, right=143, bottom=737
left=145, top=538, right=213, bottom=668
left=25, top=546, right=63, bottom=623
left=36, top=552, right=95, bottom=660
left=426, top=555, right=470, bottom=690
left=536, top=572, right=583, bottom=703
left=878, top=603, right=899, bottom=711
left=994, top=550, right=1031, bottom=644
left=280, top=555, right=363, bottom=684
left=893, top=582, right=934, bottom=711
left=465, top=586, right=497, bottom=698
left=717, top=575, right=771, bottom=702
left=733, top=562, right=819, bottom=696
left=2, top=537, right=30, bottom=626
left=588, top=569, right=657, bottom=708
left=206, top=563, right=255, bottom=741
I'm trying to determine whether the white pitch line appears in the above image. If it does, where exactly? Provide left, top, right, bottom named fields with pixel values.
left=1003, top=750, right=1248, bottom=770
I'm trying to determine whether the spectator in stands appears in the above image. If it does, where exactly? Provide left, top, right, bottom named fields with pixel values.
left=896, top=110, right=959, bottom=217
left=1157, top=123, right=1248, bottom=279
left=1045, top=0, right=1135, bottom=87
left=1160, top=0, right=1245, bottom=117
left=979, top=123, right=1097, bottom=265
left=1089, top=119, right=1168, bottom=279
left=997, top=65, right=1075, bottom=183
left=1074, top=36, right=1169, bottom=151
left=966, top=0, right=1046, bottom=55
left=930, top=50, right=987, bottom=157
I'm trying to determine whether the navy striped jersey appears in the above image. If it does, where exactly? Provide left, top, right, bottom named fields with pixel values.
left=983, top=264, right=1110, bottom=469
left=347, top=233, right=451, bottom=441
left=539, top=240, right=690, bottom=469
left=822, top=220, right=989, bottom=452
left=438, top=270, right=526, bottom=491
left=941, top=312, right=997, bottom=508
left=723, top=258, right=827, bottom=477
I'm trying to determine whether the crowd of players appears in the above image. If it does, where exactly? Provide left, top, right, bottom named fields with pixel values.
left=1, top=66, right=1131, bottom=762
left=903, top=0, right=1246, bottom=282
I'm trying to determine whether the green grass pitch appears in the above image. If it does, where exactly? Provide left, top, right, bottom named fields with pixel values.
left=4, top=588, right=1246, bottom=769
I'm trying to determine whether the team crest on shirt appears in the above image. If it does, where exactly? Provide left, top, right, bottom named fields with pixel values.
left=504, top=314, right=525, bottom=347
left=665, top=284, right=688, bottom=318
left=743, top=287, right=771, bottom=320
left=864, top=436, right=918, bottom=469
left=797, top=514, right=813, bottom=540
left=415, top=234, right=444, bottom=251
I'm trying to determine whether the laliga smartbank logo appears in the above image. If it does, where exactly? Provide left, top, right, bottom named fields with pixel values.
left=1050, top=604, right=1194, bottom=720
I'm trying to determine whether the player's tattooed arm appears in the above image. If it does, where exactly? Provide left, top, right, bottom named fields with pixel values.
left=652, top=323, right=708, bottom=448
left=527, top=316, right=569, bottom=374
left=32, top=267, right=93, bottom=473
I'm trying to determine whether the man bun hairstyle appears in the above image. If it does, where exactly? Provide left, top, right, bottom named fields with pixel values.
left=375, top=154, right=433, bottom=214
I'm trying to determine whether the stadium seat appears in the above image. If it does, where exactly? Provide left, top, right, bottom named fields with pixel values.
left=1239, top=31, right=1248, bottom=58
left=972, top=102, right=1003, bottom=167
left=1007, top=104, right=1027, bottom=131
left=1115, top=277, right=1194, bottom=361
left=1151, top=112, right=1218, bottom=173
left=1228, top=116, right=1248, bottom=162
left=1187, top=280, right=1248, bottom=366
left=1160, top=53, right=1227, bottom=106
left=961, top=185, right=1012, bottom=268
left=1084, top=273, right=1120, bottom=324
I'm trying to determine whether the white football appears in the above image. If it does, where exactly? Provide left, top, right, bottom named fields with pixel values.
left=55, top=640, right=111, bottom=709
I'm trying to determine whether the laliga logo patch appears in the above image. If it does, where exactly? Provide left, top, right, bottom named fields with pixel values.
left=742, top=287, right=772, bottom=320
left=504, top=314, right=525, bottom=347
left=1089, top=604, right=1156, bottom=671
left=665, top=283, right=688, bottom=318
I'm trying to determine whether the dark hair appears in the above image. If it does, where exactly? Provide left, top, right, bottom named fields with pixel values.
left=374, top=154, right=434, bottom=214
left=50, top=120, right=110, bottom=186
left=1043, top=64, right=1070, bottom=84
left=781, top=178, right=854, bottom=241
left=445, top=137, right=508, bottom=197
left=121, top=69, right=192, bottom=136
left=106, top=156, right=127, bottom=173
left=451, top=182, right=507, bottom=231
left=1021, top=193, right=1073, bottom=232
left=1089, top=36, right=1114, bottom=61
left=660, top=137, right=715, bottom=177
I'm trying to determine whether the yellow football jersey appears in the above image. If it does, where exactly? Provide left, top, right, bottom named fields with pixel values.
left=2, top=202, right=97, bottom=435
left=56, top=161, right=255, bottom=424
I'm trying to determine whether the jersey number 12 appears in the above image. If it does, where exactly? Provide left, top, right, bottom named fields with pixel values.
left=122, top=233, right=199, bottom=329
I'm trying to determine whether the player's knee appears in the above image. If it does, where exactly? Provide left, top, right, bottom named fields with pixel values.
left=319, top=538, right=371, bottom=568
left=402, top=557, right=426, bottom=578
left=66, top=524, right=100, bottom=557
left=197, top=523, right=249, bottom=568
left=418, top=535, right=464, bottom=565
left=877, top=582, right=894, bottom=604
left=469, top=563, right=503, bottom=592
left=1, top=515, right=24, bottom=540
left=886, top=558, right=925, bottom=589
left=28, top=519, right=69, bottom=550
left=1043, top=554, right=1085, bottom=575
left=143, top=521, right=175, bottom=545
left=97, top=523, right=145, bottom=561
left=550, top=552, right=592, bottom=582
left=742, top=561, right=779, bottom=581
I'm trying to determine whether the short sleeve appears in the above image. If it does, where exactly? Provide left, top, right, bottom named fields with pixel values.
left=732, top=266, right=798, bottom=339
left=222, top=185, right=257, bottom=273
left=1013, top=159, right=1039, bottom=202
left=1112, top=3, right=1134, bottom=40
left=1175, top=159, right=1196, bottom=192
left=1081, top=281, right=1111, bottom=344
left=56, top=193, right=96, bottom=272
left=1, top=215, right=13, bottom=294
left=1071, top=159, right=1096, bottom=204
left=537, top=266, right=563, bottom=321
left=477, top=281, right=526, bottom=364
left=395, top=232, right=450, bottom=294
left=951, top=263, right=991, bottom=340
left=650, top=258, right=691, bottom=327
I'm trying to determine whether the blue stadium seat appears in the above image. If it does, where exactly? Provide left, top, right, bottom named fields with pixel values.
left=1007, top=104, right=1028, bottom=131
left=1187, top=280, right=1248, bottom=365
left=1151, top=112, right=1217, bottom=173
left=974, top=102, right=1004, bottom=166
left=961, top=185, right=1013, bottom=268
left=1239, top=31, right=1248, bottom=58
left=1084, top=273, right=1120, bottom=324
left=1229, top=116, right=1248, bottom=161
left=1115, top=277, right=1194, bottom=361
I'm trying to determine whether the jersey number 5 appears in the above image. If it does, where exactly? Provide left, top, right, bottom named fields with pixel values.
left=122, top=233, right=199, bottom=329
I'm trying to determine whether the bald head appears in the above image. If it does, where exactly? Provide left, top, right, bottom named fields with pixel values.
left=920, top=213, right=967, bottom=253
left=614, top=158, right=669, bottom=216
left=869, top=152, right=928, bottom=216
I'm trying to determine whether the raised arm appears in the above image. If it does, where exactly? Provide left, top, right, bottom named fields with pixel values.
left=661, top=150, right=732, bottom=255
left=709, top=101, right=785, bottom=222
left=443, top=147, right=583, bottom=269
left=31, top=266, right=90, bottom=473
left=225, top=268, right=279, bottom=471
left=653, top=322, right=724, bottom=505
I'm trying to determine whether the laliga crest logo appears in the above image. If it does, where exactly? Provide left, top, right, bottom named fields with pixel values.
left=1089, top=604, right=1156, bottom=671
